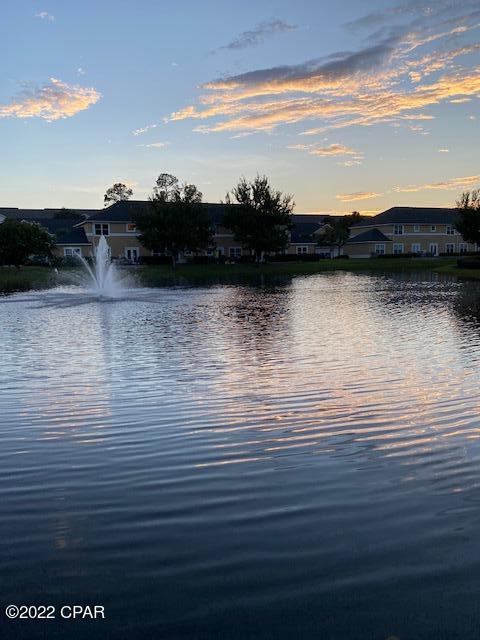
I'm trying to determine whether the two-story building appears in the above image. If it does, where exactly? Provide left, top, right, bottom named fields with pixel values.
left=346, top=207, right=475, bottom=258
left=73, top=200, right=333, bottom=261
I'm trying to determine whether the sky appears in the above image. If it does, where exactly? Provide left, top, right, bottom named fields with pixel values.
left=1, top=0, right=479, bottom=214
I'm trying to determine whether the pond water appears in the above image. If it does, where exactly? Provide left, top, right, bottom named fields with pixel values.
left=2, top=272, right=480, bottom=639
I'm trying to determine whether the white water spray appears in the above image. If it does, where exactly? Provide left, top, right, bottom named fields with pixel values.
left=76, top=236, right=123, bottom=297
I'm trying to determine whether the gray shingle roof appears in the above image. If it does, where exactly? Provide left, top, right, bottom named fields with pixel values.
left=5, top=217, right=90, bottom=245
left=290, top=221, right=324, bottom=243
left=353, top=207, right=457, bottom=227
left=347, top=228, right=392, bottom=243
left=78, top=200, right=337, bottom=228
left=1, top=208, right=95, bottom=220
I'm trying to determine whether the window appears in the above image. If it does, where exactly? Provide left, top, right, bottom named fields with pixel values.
left=413, top=224, right=420, bottom=232
left=393, top=224, right=404, bottom=235
left=205, top=249, right=214, bottom=257
left=126, top=223, right=137, bottom=232
left=374, top=243, right=385, bottom=255
left=229, top=247, right=242, bottom=258
left=94, top=223, right=109, bottom=236
left=411, top=243, right=421, bottom=254
left=393, top=243, right=404, bottom=255
left=430, top=225, right=437, bottom=232
left=459, top=243, right=468, bottom=254
left=125, top=248, right=139, bottom=262
left=64, top=247, right=81, bottom=257
left=446, top=225, right=454, bottom=235
left=296, top=246, right=308, bottom=255
left=445, top=243, right=455, bottom=254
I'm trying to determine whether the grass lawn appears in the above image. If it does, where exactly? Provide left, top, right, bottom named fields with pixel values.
left=0, top=266, right=56, bottom=294
left=136, top=257, right=462, bottom=286
left=3, top=258, right=480, bottom=294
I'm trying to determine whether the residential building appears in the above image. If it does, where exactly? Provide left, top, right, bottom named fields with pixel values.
left=74, top=201, right=334, bottom=261
left=0, top=208, right=95, bottom=257
left=346, top=207, right=475, bottom=258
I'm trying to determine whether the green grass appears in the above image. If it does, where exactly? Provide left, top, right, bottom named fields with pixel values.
left=136, top=257, right=462, bottom=287
left=2, top=258, right=480, bottom=294
left=0, top=266, right=56, bottom=294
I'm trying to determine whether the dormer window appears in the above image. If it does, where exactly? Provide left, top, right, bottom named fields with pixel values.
left=430, top=225, right=437, bottom=232
left=393, top=224, right=404, bottom=235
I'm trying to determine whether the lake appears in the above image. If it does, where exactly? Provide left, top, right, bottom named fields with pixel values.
left=1, top=271, right=480, bottom=639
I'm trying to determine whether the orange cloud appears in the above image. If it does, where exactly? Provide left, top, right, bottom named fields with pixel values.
left=165, top=12, right=480, bottom=136
left=0, top=78, right=101, bottom=121
left=336, top=192, right=381, bottom=202
left=395, top=175, right=480, bottom=192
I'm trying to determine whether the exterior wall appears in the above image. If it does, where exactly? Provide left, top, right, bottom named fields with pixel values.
left=286, top=243, right=317, bottom=255
left=349, top=222, right=476, bottom=257
left=345, top=243, right=379, bottom=259
left=79, top=221, right=149, bottom=259
left=79, top=220, right=251, bottom=260
left=53, top=245, right=90, bottom=258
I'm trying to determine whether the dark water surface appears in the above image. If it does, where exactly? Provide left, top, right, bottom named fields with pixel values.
left=2, top=272, right=480, bottom=639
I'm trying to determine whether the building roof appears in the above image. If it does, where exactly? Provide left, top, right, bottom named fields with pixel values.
left=3, top=216, right=90, bottom=245
left=346, top=228, right=392, bottom=243
left=1, top=207, right=96, bottom=220
left=77, top=200, right=337, bottom=227
left=353, top=206, right=457, bottom=227
left=290, top=221, right=325, bottom=243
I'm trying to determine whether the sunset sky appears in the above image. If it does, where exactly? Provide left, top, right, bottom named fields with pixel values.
left=1, top=0, right=479, bottom=214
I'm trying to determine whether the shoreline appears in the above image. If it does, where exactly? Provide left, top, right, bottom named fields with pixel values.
left=1, top=258, right=480, bottom=294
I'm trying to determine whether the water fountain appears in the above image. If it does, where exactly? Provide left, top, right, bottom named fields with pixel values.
left=76, top=235, right=123, bottom=297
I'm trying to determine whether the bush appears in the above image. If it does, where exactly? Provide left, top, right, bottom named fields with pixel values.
left=138, top=255, right=172, bottom=265
left=189, top=255, right=216, bottom=265
left=440, top=251, right=480, bottom=257
left=457, top=257, right=480, bottom=269
left=268, top=254, right=320, bottom=262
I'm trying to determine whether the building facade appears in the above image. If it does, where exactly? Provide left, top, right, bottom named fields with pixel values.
left=346, top=207, right=475, bottom=258
left=74, top=201, right=333, bottom=261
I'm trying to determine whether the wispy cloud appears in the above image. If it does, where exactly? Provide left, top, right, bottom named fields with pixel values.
left=166, top=3, right=480, bottom=136
left=336, top=191, right=381, bottom=202
left=395, top=175, right=480, bottom=192
left=0, top=78, right=100, bottom=121
left=221, top=20, right=297, bottom=50
left=137, top=141, right=169, bottom=148
left=132, top=124, right=158, bottom=135
left=35, top=11, right=54, bottom=22
left=288, top=142, right=364, bottom=165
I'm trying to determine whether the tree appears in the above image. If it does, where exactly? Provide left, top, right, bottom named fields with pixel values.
left=318, top=211, right=362, bottom=257
left=223, top=175, right=294, bottom=262
left=104, top=182, right=133, bottom=206
left=455, top=190, right=480, bottom=246
left=0, top=220, right=55, bottom=266
left=134, top=173, right=213, bottom=267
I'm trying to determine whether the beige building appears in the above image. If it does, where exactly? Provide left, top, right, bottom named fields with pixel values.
left=74, top=201, right=333, bottom=261
left=346, top=207, right=475, bottom=258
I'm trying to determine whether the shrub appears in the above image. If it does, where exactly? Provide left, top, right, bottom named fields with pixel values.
left=457, top=257, right=480, bottom=269
left=138, top=255, right=172, bottom=265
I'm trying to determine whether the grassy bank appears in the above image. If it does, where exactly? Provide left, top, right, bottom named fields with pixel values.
left=137, top=257, right=461, bottom=287
left=2, top=258, right=480, bottom=294
left=0, top=266, right=56, bottom=294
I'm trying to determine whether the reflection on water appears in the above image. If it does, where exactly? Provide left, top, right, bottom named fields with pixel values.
left=2, top=273, right=480, bottom=639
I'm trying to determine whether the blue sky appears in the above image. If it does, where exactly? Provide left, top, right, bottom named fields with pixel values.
left=1, top=0, right=479, bottom=213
